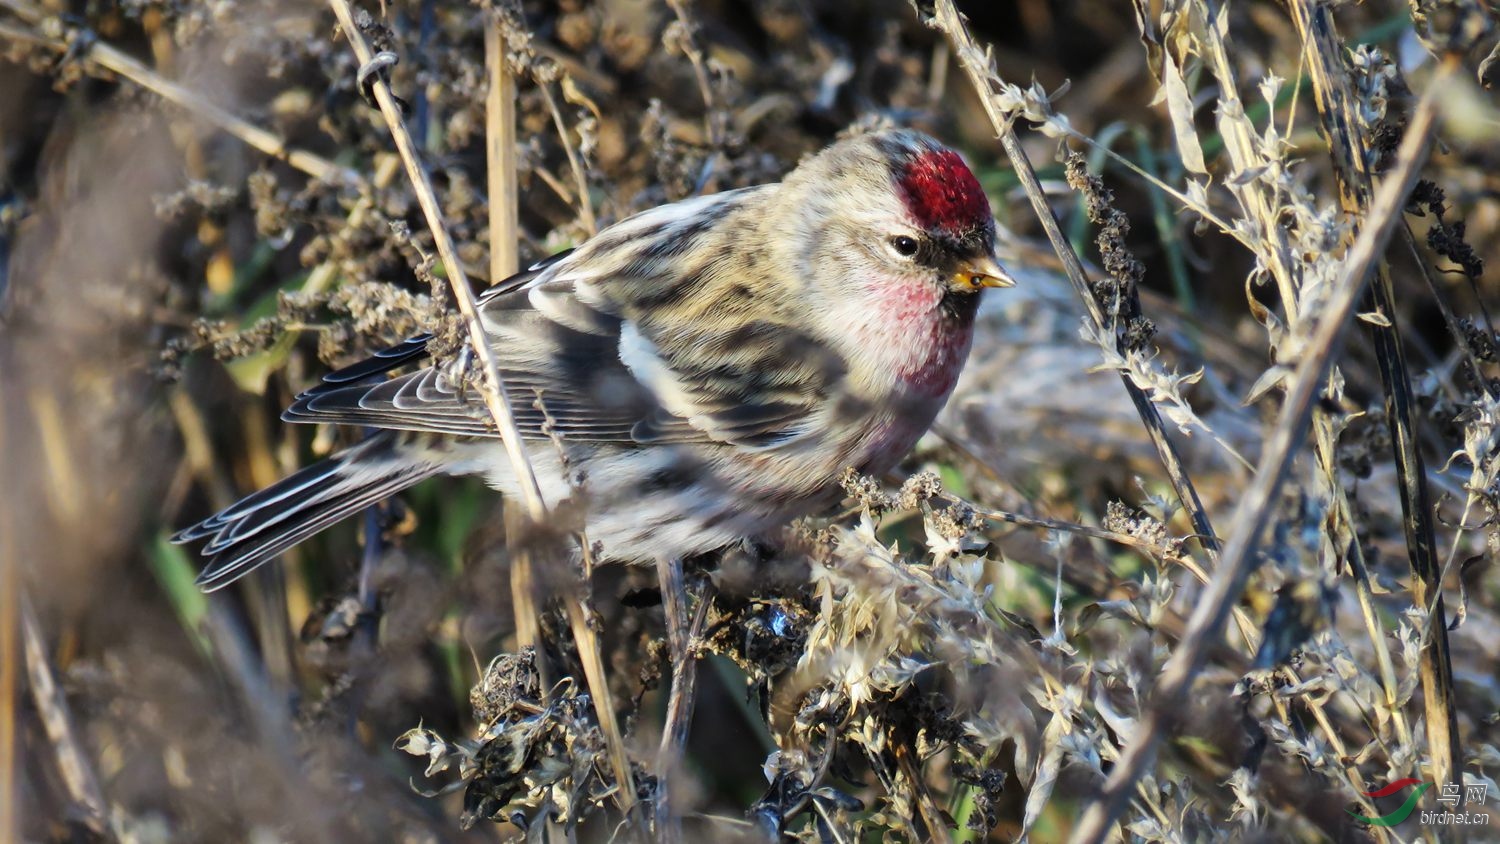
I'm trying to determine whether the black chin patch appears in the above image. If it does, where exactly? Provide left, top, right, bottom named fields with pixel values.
left=939, top=286, right=982, bottom=325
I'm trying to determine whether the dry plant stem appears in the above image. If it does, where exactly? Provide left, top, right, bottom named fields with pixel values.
left=325, top=0, right=546, bottom=522
left=1068, top=56, right=1459, bottom=844
left=170, top=389, right=236, bottom=512
left=19, top=592, right=108, bottom=835
left=1288, top=0, right=1458, bottom=793
left=665, top=0, right=721, bottom=148
left=929, top=0, right=1222, bottom=560
left=0, top=523, right=15, bottom=841
left=502, top=507, right=542, bottom=657
left=0, top=17, right=42, bottom=46
left=970, top=504, right=1257, bottom=644
left=327, top=0, right=644, bottom=820
left=536, top=81, right=597, bottom=235
left=485, top=16, right=521, bottom=283
left=653, top=556, right=694, bottom=843
left=895, top=746, right=953, bottom=844
left=533, top=164, right=577, bottom=207
left=1194, top=0, right=1302, bottom=317
left=0, top=0, right=357, bottom=186
left=487, top=9, right=542, bottom=660
left=1312, top=424, right=1414, bottom=746
left=562, top=596, right=639, bottom=816
left=1283, top=667, right=1393, bottom=843
left=1401, top=221, right=1496, bottom=389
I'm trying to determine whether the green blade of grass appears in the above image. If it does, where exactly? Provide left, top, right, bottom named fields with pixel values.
left=148, top=532, right=213, bottom=659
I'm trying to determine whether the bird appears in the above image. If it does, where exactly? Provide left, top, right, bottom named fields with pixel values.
left=174, top=128, right=1015, bottom=591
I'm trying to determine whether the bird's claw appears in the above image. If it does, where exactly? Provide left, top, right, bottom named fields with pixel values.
left=453, top=345, right=476, bottom=406
left=356, top=51, right=410, bottom=115
left=47, top=14, right=96, bottom=75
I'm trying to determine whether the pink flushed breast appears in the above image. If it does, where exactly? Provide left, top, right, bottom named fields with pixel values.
left=844, top=279, right=977, bottom=473
left=856, top=413, right=933, bottom=473
left=858, top=277, right=975, bottom=397
left=897, top=314, right=974, bottom=396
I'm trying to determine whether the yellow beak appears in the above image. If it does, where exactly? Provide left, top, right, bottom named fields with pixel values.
left=953, top=254, right=1017, bottom=290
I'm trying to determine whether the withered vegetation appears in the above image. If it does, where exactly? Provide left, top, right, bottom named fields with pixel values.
left=4, top=0, right=1500, bottom=842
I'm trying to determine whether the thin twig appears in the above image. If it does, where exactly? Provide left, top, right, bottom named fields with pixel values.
left=1401, top=219, right=1496, bottom=394
left=967, top=502, right=1259, bottom=645
left=0, top=497, right=15, bottom=842
left=1282, top=661, right=1393, bottom=843
left=563, top=595, right=640, bottom=817
left=1311, top=424, right=1415, bottom=753
left=0, top=17, right=43, bottom=46
left=486, top=3, right=544, bottom=663
left=1191, top=0, right=1302, bottom=319
left=536, top=75, right=597, bottom=235
left=894, top=743, right=953, bottom=844
left=926, top=0, right=1223, bottom=561
left=1290, top=0, right=1444, bottom=789
left=19, top=591, right=108, bottom=835
left=486, top=13, right=521, bottom=283
left=665, top=0, right=724, bottom=149
left=1068, top=53, right=1459, bottom=844
left=326, top=0, right=648, bottom=821
left=325, top=0, right=547, bottom=522
left=653, top=558, right=706, bottom=843
left=0, top=0, right=358, bottom=186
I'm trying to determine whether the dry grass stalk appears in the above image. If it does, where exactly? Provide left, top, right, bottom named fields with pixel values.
left=534, top=73, right=597, bottom=235
left=561, top=595, right=639, bottom=819
left=969, top=502, right=1258, bottom=645
left=485, top=12, right=521, bottom=284
left=664, top=0, right=724, bottom=150
left=925, top=0, right=1224, bottom=563
left=1288, top=0, right=1460, bottom=795
left=19, top=593, right=107, bottom=835
left=652, top=555, right=699, bottom=843
left=0, top=506, right=15, bottom=842
left=0, top=0, right=357, bottom=187
left=1071, top=51, right=1463, bottom=844
left=323, top=0, right=546, bottom=521
left=326, top=1, right=645, bottom=825
left=486, top=3, right=543, bottom=669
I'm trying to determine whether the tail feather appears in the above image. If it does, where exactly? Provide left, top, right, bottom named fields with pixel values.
left=174, top=433, right=445, bottom=591
left=172, top=459, right=344, bottom=544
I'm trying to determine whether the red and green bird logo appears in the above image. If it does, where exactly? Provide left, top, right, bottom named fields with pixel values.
left=1348, top=778, right=1432, bottom=827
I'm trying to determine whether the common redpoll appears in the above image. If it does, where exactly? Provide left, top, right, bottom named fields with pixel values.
left=176, top=128, right=1014, bottom=590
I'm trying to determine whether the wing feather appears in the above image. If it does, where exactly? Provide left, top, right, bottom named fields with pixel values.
left=282, top=190, right=843, bottom=451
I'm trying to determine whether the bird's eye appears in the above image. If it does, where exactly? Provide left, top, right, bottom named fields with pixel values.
left=889, top=235, right=920, bottom=258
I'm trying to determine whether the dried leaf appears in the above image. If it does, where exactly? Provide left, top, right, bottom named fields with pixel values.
left=1243, top=365, right=1291, bottom=406
left=1159, top=52, right=1209, bottom=177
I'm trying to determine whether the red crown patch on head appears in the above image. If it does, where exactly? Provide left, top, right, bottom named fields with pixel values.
left=897, top=149, right=992, bottom=236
